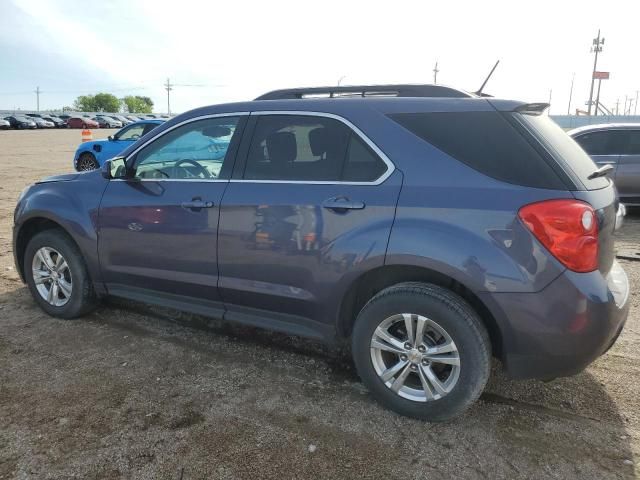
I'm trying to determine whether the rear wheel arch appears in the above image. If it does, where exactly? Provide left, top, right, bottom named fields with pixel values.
left=337, top=264, right=503, bottom=359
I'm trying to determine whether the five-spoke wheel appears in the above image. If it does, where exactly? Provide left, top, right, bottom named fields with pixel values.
left=370, top=313, right=460, bottom=402
left=31, top=247, right=73, bottom=306
left=352, top=282, right=491, bottom=421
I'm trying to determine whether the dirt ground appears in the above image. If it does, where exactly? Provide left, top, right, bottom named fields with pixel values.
left=0, top=128, right=638, bottom=479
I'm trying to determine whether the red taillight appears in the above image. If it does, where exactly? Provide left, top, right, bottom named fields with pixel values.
left=518, top=199, right=598, bottom=273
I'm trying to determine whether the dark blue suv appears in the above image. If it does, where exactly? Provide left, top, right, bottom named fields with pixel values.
left=13, top=85, right=629, bottom=421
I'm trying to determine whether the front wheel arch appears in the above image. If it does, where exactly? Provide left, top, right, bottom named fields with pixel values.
left=15, top=218, right=80, bottom=283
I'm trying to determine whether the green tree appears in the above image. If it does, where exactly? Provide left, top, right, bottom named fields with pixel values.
left=72, top=93, right=122, bottom=112
left=122, top=95, right=154, bottom=114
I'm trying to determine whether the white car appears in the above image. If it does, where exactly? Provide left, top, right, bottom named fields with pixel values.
left=33, top=117, right=55, bottom=128
left=0, top=118, right=10, bottom=130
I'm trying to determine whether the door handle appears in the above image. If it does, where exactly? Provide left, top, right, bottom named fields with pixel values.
left=181, top=199, right=214, bottom=210
left=322, top=196, right=365, bottom=211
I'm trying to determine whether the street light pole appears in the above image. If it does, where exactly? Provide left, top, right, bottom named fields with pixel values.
left=433, top=61, right=439, bottom=84
left=34, top=86, right=41, bottom=112
left=587, top=30, right=604, bottom=116
left=567, top=73, right=575, bottom=115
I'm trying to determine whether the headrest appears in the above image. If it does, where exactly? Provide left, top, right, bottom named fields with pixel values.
left=266, top=131, right=297, bottom=164
left=308, top=127, right=328, bottom=156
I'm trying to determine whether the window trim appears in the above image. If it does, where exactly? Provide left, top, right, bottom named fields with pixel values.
left=232, top=111, right=395, bottom=185
left=573, top=128, right=640, bottom=157
left=121, top=112, right=249, bottom=183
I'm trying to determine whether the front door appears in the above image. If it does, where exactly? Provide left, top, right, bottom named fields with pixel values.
left=217, top=113, right=401, bottom=337
left=98, top=114, right=245, bottom=306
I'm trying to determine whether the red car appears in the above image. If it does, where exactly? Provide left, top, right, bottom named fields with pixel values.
left=67, top=117, right=99, bottom=129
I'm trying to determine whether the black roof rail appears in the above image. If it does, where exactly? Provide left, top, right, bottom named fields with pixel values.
left=255, top=84, right=474, bottom=101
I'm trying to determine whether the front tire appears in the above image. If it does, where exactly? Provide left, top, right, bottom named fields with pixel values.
left=76, top=152, right=99, bottom=171
left=352, top=282, right=491, bottom=421
left=24, top=230, right=96, bottom=319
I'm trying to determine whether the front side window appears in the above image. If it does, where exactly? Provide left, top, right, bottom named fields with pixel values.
left=244, top=115, right=387, bottom=182
left=116, top=124, right=145, bottom=141
left=133, top=116, right=240, bottom=180
left=574, top=130, right=627, bottom=156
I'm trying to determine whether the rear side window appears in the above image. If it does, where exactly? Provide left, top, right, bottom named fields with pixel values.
left=573, top=130, right=628, bottom=156
left=624, top=130, right=640, bottom=155
left=519, top=114, right=608, bottom=190
left=244, top=115, right=388, bottom=182
left=389, top=111, right=566, bottom=189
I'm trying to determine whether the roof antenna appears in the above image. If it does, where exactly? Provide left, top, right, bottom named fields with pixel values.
left=476, top=60, right=500, bottom=96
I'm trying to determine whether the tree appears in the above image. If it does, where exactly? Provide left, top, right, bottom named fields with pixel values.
left=72, top=93, right=122, bottom=112
left=122, top=95, right=154, bottom=114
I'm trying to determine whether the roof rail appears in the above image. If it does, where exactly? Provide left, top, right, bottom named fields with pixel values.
left=255, top=84, right=474, bottom=101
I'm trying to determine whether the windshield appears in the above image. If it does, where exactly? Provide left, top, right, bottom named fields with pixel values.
left=515, top=112, right=609, bottom=190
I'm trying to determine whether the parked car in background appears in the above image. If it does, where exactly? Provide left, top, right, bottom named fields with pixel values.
left=41, top=115, right=67, bottom=128
left=73, top=119, right=164, bottom=170
left=67, top=117, right=99, bottom=129
left=32, top=117, right=55, bottom=129
left=125, top=115, right=142, bottom=122
left=14, top=85, right=629, bottom=421
left=94, top=116, right=122, bottom=128
left=4, top=115, right=37, bottom=129
left=57, top=114, right=72, bottom=122
left=111, top=114, right=133, bottom=126
left=0, top=118, right=10, bottom=130
left=570, top=124, right=640, bottom=206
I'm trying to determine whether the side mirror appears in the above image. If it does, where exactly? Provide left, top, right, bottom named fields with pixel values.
left=107, top=135, right=114, bottom=141
left=101, top=157, right=127, bottom=180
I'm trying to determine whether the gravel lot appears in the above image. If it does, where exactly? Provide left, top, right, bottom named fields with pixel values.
left=0, top=129, right=638, bottom=479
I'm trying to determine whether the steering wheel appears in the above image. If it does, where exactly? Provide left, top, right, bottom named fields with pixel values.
left=173, top=159, right=212, bottom=179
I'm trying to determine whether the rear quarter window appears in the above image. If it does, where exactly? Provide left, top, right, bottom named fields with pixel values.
left=388, top=111, right=567, bottom=189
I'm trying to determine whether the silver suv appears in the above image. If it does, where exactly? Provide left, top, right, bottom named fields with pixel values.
left=570, top=124, right=640, bottom=205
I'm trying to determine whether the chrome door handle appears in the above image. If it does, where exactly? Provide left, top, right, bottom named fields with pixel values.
left=181, top=199, right=214, bottom=210
left=322, top=197, right=365, bottom=211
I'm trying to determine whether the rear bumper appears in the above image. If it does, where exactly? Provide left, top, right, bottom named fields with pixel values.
left=480, top=260, right=629, bottom=380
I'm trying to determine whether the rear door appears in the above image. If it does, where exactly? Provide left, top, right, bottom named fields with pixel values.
left=217, top=112, right=401, bottom=337
left=615, top=129, right=640, bottom=202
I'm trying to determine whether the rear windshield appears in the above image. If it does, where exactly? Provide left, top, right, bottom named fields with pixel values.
left=516, top=113, right=608, bottom=190
left=388, top=111, right=566, bottom=189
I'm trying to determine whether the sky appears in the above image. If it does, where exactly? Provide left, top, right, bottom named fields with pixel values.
left=1, top=0, right=639, bottom=115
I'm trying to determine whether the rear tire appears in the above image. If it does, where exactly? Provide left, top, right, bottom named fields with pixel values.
left=24, top=230, right=96, bottom=319
left=352, top=282, right=491, bottom=421
left=76, top=152, right=99, bottom=171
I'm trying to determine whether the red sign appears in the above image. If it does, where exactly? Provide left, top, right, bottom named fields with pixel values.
left=593, top=71, right=610, bottom=80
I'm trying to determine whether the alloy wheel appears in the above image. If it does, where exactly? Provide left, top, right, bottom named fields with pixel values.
left=31, top=247, right=73, bottom=307
left=370, top=313, right=460, bottom=402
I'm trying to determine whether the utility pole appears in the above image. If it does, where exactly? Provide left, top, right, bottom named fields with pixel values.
left=433, top=61, right=439, bottom=84
left=587, top=30, right=605, bottom=116
left=337, top=75, right=346, bottom=86
left=624, top=95, right=629, bottom=115
left=594, top=79, right=602, bottom=116
left=34, top=86, right=41, bottom=112
left=548, top=89, right=552, bottom=113
left=635, top=91, right=639, bottom=115
left=567, top=73, right=575, bottom=115
left=615, top=98, right=620, bottom=115
left=164, top=78, right=173, bottom=115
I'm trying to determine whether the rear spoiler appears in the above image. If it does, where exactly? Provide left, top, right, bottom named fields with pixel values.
left=514, top=103, right=550, bottom=115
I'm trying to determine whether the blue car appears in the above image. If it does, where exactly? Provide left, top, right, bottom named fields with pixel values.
left=73, top=119, right=164, bottom=171
left=13, top=84, right=629, bottom=421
